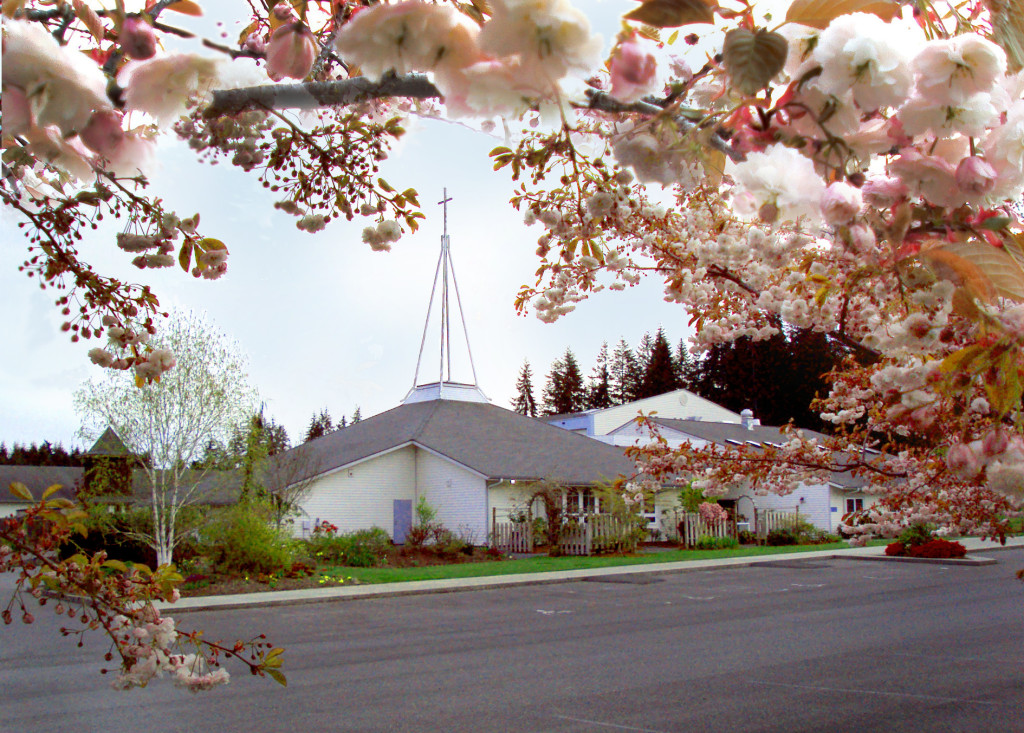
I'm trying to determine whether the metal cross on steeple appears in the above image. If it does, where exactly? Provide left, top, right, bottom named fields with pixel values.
left=410, top=188, right=482, bottom=395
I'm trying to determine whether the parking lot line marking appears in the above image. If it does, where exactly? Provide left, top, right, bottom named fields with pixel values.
left=552, top=715, right=670, bottom=732
left=750, top=680, right=1007, bottom=706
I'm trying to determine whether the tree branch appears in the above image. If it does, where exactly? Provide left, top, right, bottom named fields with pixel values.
left=203, top=74, right=443, bottom=118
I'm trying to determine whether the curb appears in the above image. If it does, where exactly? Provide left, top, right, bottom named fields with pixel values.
left=159, top=544, right=1018, bottom=614
left=837, top=554, right=997, bottom=566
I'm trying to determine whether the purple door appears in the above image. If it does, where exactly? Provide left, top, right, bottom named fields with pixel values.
left=393, top=499, right=412, bottom=544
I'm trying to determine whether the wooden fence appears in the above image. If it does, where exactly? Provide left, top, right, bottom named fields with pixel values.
left=559, top=514, right=638, bottom=556
left=491, top=512, right=636, bottom=556
left=755, top=509, right=801, bottom=540
left=676, top=512, right=737, bottom=548
left=490, top=513, right=534, bottom=553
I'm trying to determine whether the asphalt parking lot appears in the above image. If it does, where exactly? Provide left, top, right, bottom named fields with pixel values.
left=4, top=550, right=1024, bottom=732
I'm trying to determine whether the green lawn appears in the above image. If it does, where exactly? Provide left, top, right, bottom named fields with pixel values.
left=321, top=541, right=878, bottom=585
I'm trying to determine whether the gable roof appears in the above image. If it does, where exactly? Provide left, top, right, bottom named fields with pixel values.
left=86, top=427, right=132, bottom=457
left=293, top=400, right=635, bottom=485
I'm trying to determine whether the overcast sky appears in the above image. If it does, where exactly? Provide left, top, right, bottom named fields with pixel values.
left=0, top=0, right=704, bottom=450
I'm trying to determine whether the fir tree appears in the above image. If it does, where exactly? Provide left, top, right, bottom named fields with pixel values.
left=609, top=338, right=642, bottom=404
left=674, top=338, right=695, bottom=390
left=638, top=328, right=679, bottom=398
left=586, top=342, right=613, bottom=409
left=512, top=359, right=538, bottom=417
left=542, top=348, right=587, bottom=415
left=351, top=406, right=362, bottom=424
left=305, top=408, right=334, bottom=442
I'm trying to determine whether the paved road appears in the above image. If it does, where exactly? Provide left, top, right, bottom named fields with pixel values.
left=3, top=552, right=1024, bottom=732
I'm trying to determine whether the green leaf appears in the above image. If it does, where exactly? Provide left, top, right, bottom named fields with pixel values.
left=722, top=28, right=788, bottom=95
left=178, top=239, right=193, bottom=272
left=198, top=237, right=226, bottom=251
left=266, top=668, right=287, bottom=686
left=40, top=484, right=62, bottom=500
left=978, top=216, right=1012, bottom=231
left=103, top=559, right=129, bottom=573
left=784, top=0, right=900, bottom=30
left=8, top=482, right=31, bottom=502
left=377, top=178, right=394, bottom=193
left=623, top=0, right=718, bottom=28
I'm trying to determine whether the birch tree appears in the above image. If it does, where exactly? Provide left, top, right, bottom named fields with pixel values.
left=74, top=311, right=255, bottom=566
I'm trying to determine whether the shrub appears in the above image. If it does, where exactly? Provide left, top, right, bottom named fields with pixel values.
left=737, top=530, right=757, bottom=545
left=201, top=501, right=295, bottom=575
left=907, top=539, right=967, bottom=558
left=308, top=526, right=391, bottom=567
left=60, top=505, right=204, bottom=568
left=766, top=528, right=798, bottom=546
left=886, top=538, right=966, bottom=559
left=694, top=535, right=739, bottom=550
left=897, top=522, right=937, bottom=548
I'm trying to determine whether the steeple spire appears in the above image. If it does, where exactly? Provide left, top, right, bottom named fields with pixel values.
left=404, top=189, right=488, bottom=405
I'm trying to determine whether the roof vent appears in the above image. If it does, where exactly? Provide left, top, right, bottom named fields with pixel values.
left=740, top=409, right=760, bottom=430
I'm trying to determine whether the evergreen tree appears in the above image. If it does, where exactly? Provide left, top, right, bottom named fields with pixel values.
left=609, top=338, right=642, bottom=404
left=674, top=338, right=696, bottom=390
left=305, top=408, right=334, bottom=442
left=542, top=348, right=587, bottom=415
left=638, top=328, right=679, bottom=398
left=635, top=331, right=655, bottom=374
left=689, top=328, right=851, bottom=430
left=512, top=359, right=538, bottom=417
left=586, top=342, right=613, bottom=409
left=351, top=406, right=362, bottom=424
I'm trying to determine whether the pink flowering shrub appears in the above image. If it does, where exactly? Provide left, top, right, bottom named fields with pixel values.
left=698, top=501, right=729, bottom=525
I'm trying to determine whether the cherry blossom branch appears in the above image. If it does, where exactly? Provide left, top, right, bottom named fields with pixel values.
left=581, top=89, right=746, bottom=163
left=203, top=74, right=443, bottom=117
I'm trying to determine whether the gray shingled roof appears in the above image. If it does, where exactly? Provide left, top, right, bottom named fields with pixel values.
left=0, top=465, right=241, bottom=506
left=649, top=418, right=865, bottom=489
left=0, top=466, right=81, bottom=503
left=85, top=427, right=132, bottom=456
left=293, top=400, right=634, bottom=485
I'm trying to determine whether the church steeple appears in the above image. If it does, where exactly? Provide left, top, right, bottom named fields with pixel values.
left=402, top=189, right=489, bottom=405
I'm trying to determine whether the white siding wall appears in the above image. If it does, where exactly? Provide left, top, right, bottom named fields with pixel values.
left=592, top=390, right=743, bottom=435
left=295, top=447, right=416, bottom=538
left=745, top=483, right=832, bottom=532
left=488, top=483, right=533, bottom=520
left=416, top=451, right=488, bottom=544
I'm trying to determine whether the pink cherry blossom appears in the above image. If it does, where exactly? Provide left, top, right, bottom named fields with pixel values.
left=2, top=19, right=110, bottom=135
left=609, top=36, right=659, bottom=103
left=121, top=16, right=158, bottom=60
left=955, top=156, right=997, bottom=196
left=821, top=181, right=862, bottom=226
left=119, top=54, right=222, bottom=125
left=335, top=2, right=481, bottom=82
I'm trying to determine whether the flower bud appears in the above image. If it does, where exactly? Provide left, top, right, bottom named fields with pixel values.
left=955, top=156, right=997, bottom=196
left=265, top=22, right=318, bottom=82
left=121, top=16, right=158, bottom=60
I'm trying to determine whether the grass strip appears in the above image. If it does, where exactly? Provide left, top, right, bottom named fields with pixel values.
left=321, top=541, right=883, bottom=585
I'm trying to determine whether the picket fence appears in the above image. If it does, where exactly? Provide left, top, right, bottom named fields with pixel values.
left=755, top=509, right=801, bottom=540
left=490, top=520, right=534, bottom=553
left=676, top=512, right=736, bottom=548
left=490, top=512, right=636, bottom=556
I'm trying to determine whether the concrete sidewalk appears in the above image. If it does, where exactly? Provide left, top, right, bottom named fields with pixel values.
left=157, top=535, right=1024, bottom=614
